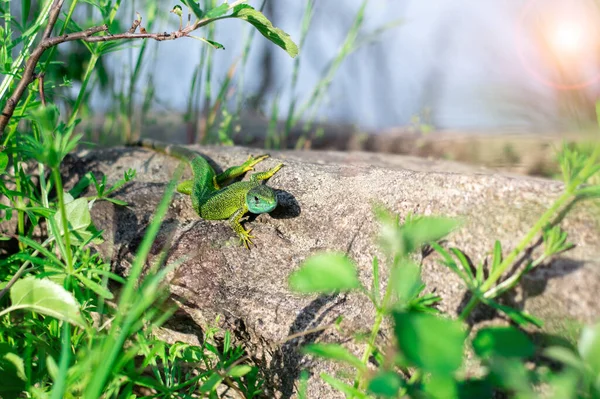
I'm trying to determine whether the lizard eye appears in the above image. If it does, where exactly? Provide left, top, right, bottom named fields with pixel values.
left=254, top=196, right=259, bottom=202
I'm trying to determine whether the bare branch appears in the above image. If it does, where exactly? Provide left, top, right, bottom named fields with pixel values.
left=0, top=5, right=242, bottom=136
left=42, top=0, right=65, bottom=40
left=0, top=25, right=108, bottom=134
left=0, top=0, right=66, bottom=135
left=38, top=74, right=47, bottom=107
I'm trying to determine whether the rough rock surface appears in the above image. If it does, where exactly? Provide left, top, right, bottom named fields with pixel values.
left=65, top=145, right=600, bottom=398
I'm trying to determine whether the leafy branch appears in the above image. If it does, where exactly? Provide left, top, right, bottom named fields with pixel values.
left=0, top=0, right=298, bottom=137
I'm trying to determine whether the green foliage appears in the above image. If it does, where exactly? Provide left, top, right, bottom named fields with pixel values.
left=289, top=206, right=456, bottom=396
left=0, top=343, right=27, bottom=398
left=0, top=0, right=297, bottom=396
left=288, top=198, right=600, bottom=398
left=2, top=0, right=599, bottom=397
left=1, top=277, right=86, bottom=327
left=393, top=312, right=465, bottom=375
left=430, top=138, right=600, bottom=326
left=231, top=4, right=299, bottom=58
left=472, top=327, right=535, bottom=359
left=289, top=252, right=360, bottom=293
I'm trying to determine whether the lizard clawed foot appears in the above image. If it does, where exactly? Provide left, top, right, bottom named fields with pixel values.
left=242, top=154, right=270, bottom=173
left=271, top=163, right=284, bottom=174
left=239, top=228, right=255, bottom=249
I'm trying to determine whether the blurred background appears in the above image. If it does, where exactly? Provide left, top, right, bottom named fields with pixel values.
left=34, top=0, right=600, bottom=173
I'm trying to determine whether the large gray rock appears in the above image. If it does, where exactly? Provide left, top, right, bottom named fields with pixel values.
left=66, top=145, right=600, bottom=398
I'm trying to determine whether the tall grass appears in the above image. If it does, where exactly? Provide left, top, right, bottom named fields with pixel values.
left=71, top=0, right=401, bottom=149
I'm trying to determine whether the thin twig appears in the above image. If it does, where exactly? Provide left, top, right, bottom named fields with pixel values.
left=42, top=0, right=64, bottom=41
left=38, top=73, right=47, bottom=106
left=128, top=13, right=141, bottom=33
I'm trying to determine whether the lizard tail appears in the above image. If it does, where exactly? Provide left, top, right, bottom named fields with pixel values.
left=131, top=139, right=199, bottom=163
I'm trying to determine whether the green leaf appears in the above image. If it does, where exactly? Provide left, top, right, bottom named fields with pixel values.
left=52, top=196, right=103, bottom=245
left=8, top=277, right=85, bottom=327
left=423, top=374, right=458, bottom=399
left=576, top=186, right=600, bottom=199
left=0, top=344, right=26, bottom=398
left=543, top=347, right=585, bottom=371
left=391, top=261, right=422, bottom=305
left=69, top=172, right=92, bottom=198
left=482, top=298, right=543, bottom=328
left=430, top=242, right=465, bottom=280
left=375, top=206, right=458, bottom=258
left=28, top=104, right=60, bottom=134
left=104, top=198, right=128, bottom=206
left=192, top=36, right=225, bottom=49
left=203, top=38, right=225, bottom=49
left=491, top=240, right=502, bottom=273
left=578, top=322, right=600, bottom=375
left=224, top=330, right=231, bottom=353
left=320, top=373, right=369, bottom=399
left=198, top=372, right=223, bottom=392
left=54, top=197, right=91, bottom=236
left=472, top=327, right=535, bottom=359
left=227, top=365, right=253, bottom=378
left=451, top=248, right=474, bottom=282
left=393, top=311, right=465, bottom=374
left=457, top=379, right=493, bottom=399
left=302, top=343, right=365, bottom=370
left=205, top=2, right=229, bottom=18
left=486, top=357, right=534, bottom=396
left=289, top=252, right=361, bottom=294
left=171, top=4, right=183, bottom=17
left=74, top=274, right=114, bottom=299
left=547, top=369, right=580, bottom=399
left=231, top=4, right=299, bottom=58
left=0, top=151, right=8, bottom=174
left=46, top=355, right=59, bottom=382
left=298, top=370, right=309, bottom=399
left=367, top=371, right=404, bottom=397
left=178, top=0, right=213, bottom=20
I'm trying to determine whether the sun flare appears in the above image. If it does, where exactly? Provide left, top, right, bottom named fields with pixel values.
left=550, top=22, right=586, bottom=57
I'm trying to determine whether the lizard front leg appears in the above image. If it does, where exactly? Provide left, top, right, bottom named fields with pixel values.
left=250, top=163, right=284, bottom=182
left=176, top=180, right=194, bottom=195
left=228, top=206, right=254, bottom=249
left=217, top=154, right=271, bottom=185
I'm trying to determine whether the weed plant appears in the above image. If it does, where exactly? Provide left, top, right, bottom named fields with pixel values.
left=289, top=135, right=600, bottom=397
left=0, top=0, right=297, bottom=397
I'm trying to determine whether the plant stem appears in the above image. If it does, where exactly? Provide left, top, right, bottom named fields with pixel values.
left=13, top=159, right=25, bottom=249
left=52, top=168, right=74, bottom=273
left=67, top=53, right=99, bottom=126
left=484, top=253, right=547, bottom=299
left=352, top=256, right=397, bottom=394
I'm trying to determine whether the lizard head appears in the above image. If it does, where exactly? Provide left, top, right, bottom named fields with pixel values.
left=246, top=185, right=278, bottom=214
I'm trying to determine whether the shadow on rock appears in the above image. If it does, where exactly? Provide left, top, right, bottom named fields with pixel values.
left=267, top=294, right=346, bottom=399
left=271, top=190, right=301, bottom=219
left=520, top=257, right=585, bottom=298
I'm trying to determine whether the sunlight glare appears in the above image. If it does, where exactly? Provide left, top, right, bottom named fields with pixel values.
left=550, top=22, right=586, bottom=57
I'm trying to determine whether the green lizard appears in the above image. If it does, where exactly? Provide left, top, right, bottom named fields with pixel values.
left=135, top=139, right=283, bottom=248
